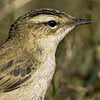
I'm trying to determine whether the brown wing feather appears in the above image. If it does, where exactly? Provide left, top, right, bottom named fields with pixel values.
left=0, top=56, right=35, bottom=92
left=0, top=45, right=36, bottom=92
left=0, top=39, right=38, bottom=92
left=0, top=57, right=34, bottom=92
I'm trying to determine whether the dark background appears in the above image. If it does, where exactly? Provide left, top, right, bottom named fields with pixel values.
left=0, top=0, right=100, bottom=100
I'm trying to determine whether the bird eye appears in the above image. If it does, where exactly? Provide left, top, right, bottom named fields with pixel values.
left=47, top=20, right=57, bottom=27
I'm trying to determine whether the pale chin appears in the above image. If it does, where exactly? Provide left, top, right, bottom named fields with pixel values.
left=56, top=26, right=75, bottom=42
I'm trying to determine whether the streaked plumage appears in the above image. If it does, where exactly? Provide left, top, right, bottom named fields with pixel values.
left=0, top=9, right=93, bottom=100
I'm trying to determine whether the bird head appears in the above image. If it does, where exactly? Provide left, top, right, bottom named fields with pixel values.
left=9, top=9, right=93, bottom=49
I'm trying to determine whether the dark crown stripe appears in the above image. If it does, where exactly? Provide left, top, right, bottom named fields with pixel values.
left=28, top=9, right=63, bottom=18
left=13, top=9, right=64, bottom=22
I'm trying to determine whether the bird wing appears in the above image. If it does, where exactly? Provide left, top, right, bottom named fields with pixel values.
left=0, top=44, right=36, bottom=92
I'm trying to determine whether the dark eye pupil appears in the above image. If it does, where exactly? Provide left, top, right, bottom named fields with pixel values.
left=47, top=20, right=57, bottom=27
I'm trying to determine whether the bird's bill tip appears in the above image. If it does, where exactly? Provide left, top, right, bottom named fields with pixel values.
left=73, top=19, right=93, bottom=26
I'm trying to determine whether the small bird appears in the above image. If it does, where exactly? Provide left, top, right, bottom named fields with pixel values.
left=0, top=9, right=93, bottom=100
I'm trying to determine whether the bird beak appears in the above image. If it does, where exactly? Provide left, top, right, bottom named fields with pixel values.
left=72, top=19, right=93, bottom=26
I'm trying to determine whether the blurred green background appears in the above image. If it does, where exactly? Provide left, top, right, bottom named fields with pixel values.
left=0, top=0, right=100, bottom=100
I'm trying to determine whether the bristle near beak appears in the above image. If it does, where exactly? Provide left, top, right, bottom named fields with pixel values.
left=72, top=19, right=93, bottom=26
